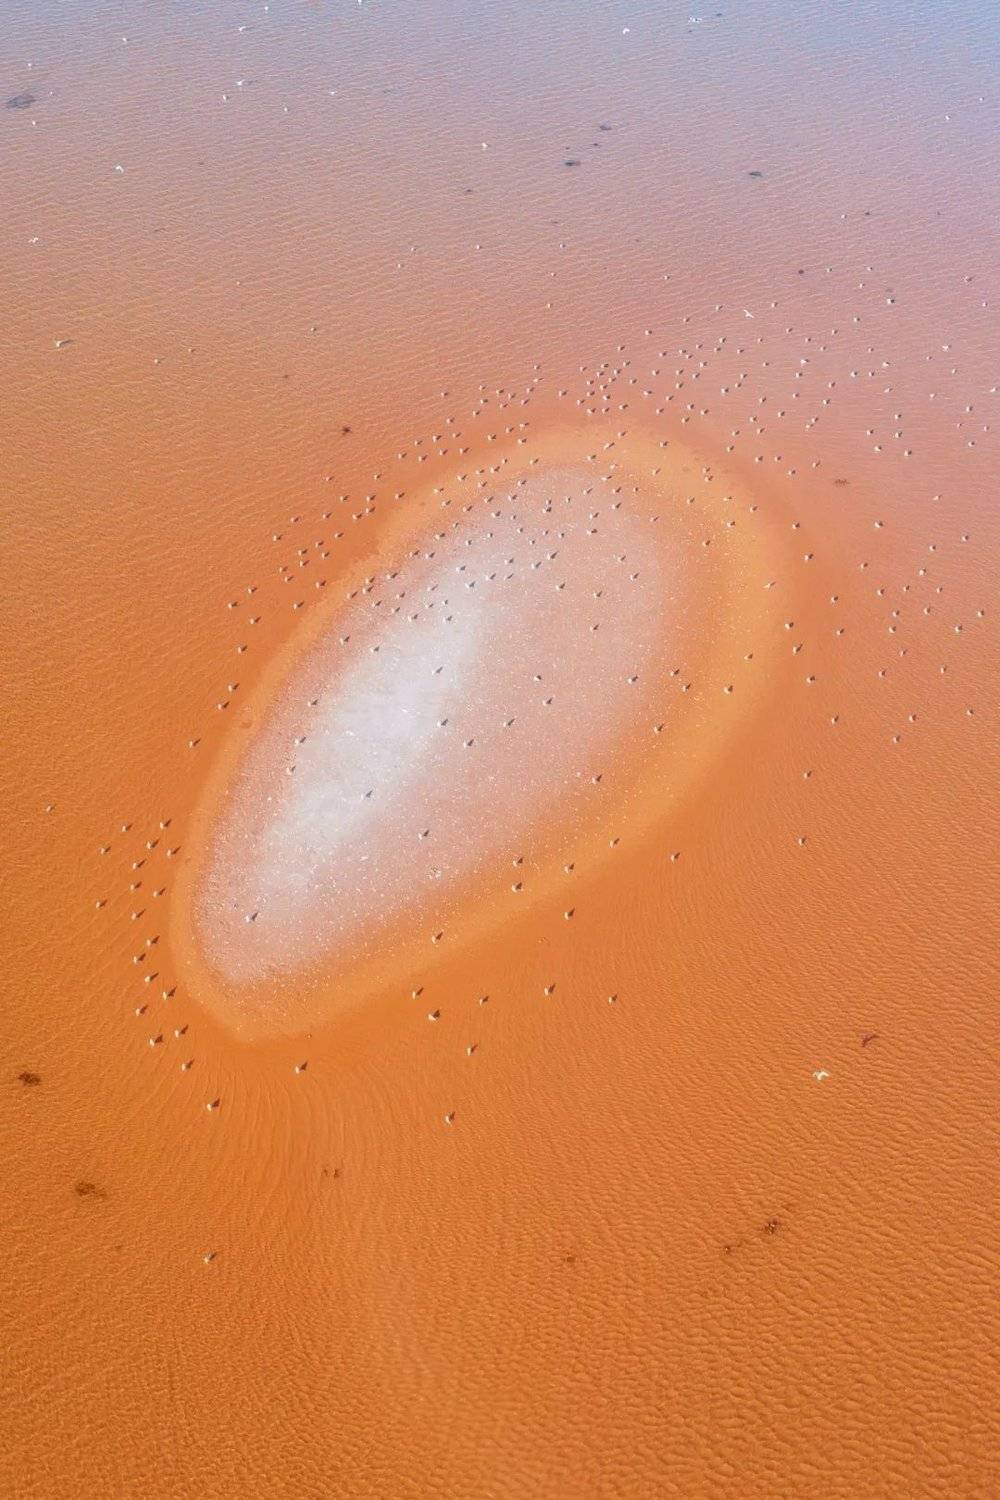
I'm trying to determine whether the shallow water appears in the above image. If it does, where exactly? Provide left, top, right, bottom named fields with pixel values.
left=2, top=1, right=998, bottom=1495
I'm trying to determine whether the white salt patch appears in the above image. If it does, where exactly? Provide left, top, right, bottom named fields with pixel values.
left=197, top=467, right=673, bottom=983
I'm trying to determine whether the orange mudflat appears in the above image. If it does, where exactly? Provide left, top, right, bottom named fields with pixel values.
left=2, top=3, right=998, bottom=1496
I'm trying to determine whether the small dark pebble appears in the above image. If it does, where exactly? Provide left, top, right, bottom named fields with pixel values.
left=748, top=169, right=764, bottom=178
left=564, top=159, right=582, bottom=168
left=17, top=1070, right=42, bottom=1086
left=6, top=93, right=36, bottom=110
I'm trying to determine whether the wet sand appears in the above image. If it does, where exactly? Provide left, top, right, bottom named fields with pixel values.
left=2, top=1, right=998, bottom=1496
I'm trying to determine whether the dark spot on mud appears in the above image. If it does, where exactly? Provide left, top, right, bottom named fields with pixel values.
left=748, top=169, right=764, bottom=178
left=564, top=159, right=582, bottom=168
left=762, top=1217, right=781, bottom=1235
left=6, top=93, right=36, bottom=110
left=74, top=1181, right=107, bottom=1199
left=861, top=1031, right=880, bottom=1047
left=17, top=1071, right=42, bottom=1086
left=833, top=478, right=850, bottom=486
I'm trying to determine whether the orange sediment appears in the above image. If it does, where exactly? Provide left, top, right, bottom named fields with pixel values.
left=2, top=5, right=998, bottom=1490
left=3, top=332, right=996, bottom=1498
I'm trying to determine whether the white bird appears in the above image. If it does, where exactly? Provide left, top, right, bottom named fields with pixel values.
left=743, top=308, right=755, bottom=318
left=812, top=1069, right=830, bottom=1082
